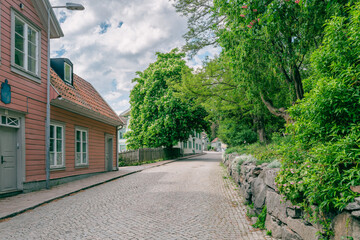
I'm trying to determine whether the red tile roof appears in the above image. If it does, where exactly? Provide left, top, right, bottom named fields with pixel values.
left=211, top=137, right=219, bottom=143
left=50, top=68, right=123, bottom=125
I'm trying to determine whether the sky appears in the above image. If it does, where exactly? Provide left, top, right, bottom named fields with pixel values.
left=50, top=0, right=218, bottom=115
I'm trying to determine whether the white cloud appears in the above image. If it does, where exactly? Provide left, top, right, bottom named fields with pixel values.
left=50, top=0, right=218, bottom=115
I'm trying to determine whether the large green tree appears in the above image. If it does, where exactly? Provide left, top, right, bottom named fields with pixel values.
left=126, top=49, right=209, bottom=149
left=175, top=0, right=350, bottom=121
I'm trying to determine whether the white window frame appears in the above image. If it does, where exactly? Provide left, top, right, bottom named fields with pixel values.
left=64, top=62, right=72, bottom=84
left=11, top=10, right=41, bottom=82
left=0, top=115, right=20, bottom=128
left=75, top=127, right=88, bottom=166
left=50, top=123, right=65, bottom=169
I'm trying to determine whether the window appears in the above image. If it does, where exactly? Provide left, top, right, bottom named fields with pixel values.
left=12, top=11, right=39, bottom=77
left=50, top=124, right=64, bottom=168
left=183, top=142, right=188, bottom=149
left=119, top=144, right=126, bottom=152
left=75, top=128, right=88, bottom=166
left=0, top=115, right=20, bottom=128
left=196, top=143, right=198, bottom=150
left=64, top=62, right=72, bottom=84
left=199, top=144, right=202, bottom=150
left=189, top=141, right=192, bottom=149
left=119, top=128, right=126, bottom=139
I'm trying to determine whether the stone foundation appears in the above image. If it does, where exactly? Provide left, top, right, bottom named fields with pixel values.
left=223, top=153, right=360, bottom=240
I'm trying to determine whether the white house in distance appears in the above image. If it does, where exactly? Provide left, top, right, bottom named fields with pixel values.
left=118, top=109, right=203, bottom=154
left=174, top=131, right=204, bottom=155
left=202, top=133, right=210, bottom=151
left=118, top=109, right=131, bottom=152
left=211, top=138, right=222, bottom=152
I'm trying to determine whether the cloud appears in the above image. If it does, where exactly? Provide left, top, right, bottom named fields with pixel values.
left=50, top=0, right=189, bottom=114
left=50, top=0, right=218, bottom=115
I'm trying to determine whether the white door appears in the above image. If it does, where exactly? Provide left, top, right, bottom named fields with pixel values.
left=0, top=126, right=17, bottom=192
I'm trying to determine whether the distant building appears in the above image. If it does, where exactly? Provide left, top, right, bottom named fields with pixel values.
left=118, top=109, right=131, bottom=152
left=174, top=131, right=204, bottom=155
left=211, top=138, right=222, bottom=152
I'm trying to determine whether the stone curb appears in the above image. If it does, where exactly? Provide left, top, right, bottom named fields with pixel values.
left=0, top=153, right=204, bottom=220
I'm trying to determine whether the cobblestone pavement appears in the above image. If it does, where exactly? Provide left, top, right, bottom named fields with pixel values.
left=0, top=152, right=272, bottom=240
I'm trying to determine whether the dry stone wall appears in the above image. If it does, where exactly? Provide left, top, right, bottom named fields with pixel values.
left=222, top=153, right=360, bottom=240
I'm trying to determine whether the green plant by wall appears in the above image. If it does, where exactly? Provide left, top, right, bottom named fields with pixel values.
left=253, top=206, right=267, bottom=230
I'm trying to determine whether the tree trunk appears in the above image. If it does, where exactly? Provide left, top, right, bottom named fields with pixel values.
left=260, top=93, right=292, bottom=124
left=292, top=65, right=304, bottom=100
left=253, top=115, right=266, bottom=143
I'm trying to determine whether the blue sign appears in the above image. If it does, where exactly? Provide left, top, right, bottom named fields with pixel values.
left=1, top=79, right=11, bottom=104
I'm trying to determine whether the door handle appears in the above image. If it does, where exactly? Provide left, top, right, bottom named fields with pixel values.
left=1, top=156, right=5, bottom=164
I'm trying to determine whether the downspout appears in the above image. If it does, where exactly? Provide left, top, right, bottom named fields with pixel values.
left=116, top=125, right=120, bottom=170
left=45, top=6, right=51, bottom=189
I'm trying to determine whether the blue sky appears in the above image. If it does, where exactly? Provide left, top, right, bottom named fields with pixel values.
left=50, top=0, right=218, bottom=114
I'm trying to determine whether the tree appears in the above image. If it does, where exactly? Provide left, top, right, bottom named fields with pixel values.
left=125, top=49, right=209, bottom=149
left=277, top=2, right=360, bottom=223
left=175, top=0, right=350, bottom=121
left=172, top=55, right=285, bottom=142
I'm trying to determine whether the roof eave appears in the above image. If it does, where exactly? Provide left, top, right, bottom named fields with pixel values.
left=31, top=0, right=64, bottom=39
left=51, top=99, right=123, bottom=127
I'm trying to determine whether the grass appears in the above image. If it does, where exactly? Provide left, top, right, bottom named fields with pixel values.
left=118, top=158, right=164, bottom=167
left=225, top=136, right=290, bottom=165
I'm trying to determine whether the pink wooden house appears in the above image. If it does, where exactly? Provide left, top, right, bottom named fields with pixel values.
left=0, top=0, right=122, bottom=195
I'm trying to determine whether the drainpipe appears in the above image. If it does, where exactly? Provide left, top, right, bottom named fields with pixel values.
left=45, top=7, right=51, bottom=189
left=116, top=126, right=120, bottom=170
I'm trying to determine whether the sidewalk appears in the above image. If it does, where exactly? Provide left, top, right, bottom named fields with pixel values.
left=0, top=154, right=203, bottom=220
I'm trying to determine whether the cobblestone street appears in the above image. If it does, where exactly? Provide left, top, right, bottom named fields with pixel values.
left=0, top=153, right=271, bottom=240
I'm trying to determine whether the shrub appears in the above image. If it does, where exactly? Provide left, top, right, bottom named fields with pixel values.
left=267, top=160, right=281, bottom=169
left=276, top=4, right=360, bottom=236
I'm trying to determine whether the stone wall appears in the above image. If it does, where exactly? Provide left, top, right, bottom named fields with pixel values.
left=223, top=153, right=360, bottom=240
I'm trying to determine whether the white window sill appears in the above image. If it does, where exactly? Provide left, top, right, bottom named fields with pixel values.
left=75, top=164, right=89, bottom=169
left=50, top=166, right=65, bottom=171
left=11, top=65, right=41, bottom=83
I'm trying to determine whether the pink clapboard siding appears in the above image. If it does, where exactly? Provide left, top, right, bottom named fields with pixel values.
left=49, top=106, right=117, bottom=180
left=0, top=0, right=49, bottom=182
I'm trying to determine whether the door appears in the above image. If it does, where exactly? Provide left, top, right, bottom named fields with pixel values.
left=105, top=135, right=113, bottom=171
left=0, top=126, right=17, bottom=192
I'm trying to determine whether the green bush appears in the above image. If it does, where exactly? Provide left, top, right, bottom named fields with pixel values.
left=218, top=118, right=258, bottom=147
left=276, top=4, right=360, bottom=234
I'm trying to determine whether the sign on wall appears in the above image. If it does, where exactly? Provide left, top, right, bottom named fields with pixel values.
left=1, top=79, right=11, bottom=104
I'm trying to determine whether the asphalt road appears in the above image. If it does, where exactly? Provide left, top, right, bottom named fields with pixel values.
left=0, top=152, right=270, bottom=240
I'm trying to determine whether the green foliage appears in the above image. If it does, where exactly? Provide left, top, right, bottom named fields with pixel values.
left=266, top=230, right=272, bottom=236
left=118, top=159, right=162, bottom=167
left=226, top=135, right=288, bottom=164
left=218, top=118, right=257, bottom=147
left=267, top=160, right=282, bottom=169
left=236, top=155, right=257, bottom=174
left=126, top=49, right=209, bottom=149
left=253, top=206, right=267, bottom=230
left=276, top=3, right=360, bottom=230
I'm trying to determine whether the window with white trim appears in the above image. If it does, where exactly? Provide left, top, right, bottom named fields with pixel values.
left=12, top=12, right=39, bottom=76
left=75, top=128, right=88, bottom=166
left=0, top=115, right=20, bottom=128
left=50, top=124, right=64, bottom=168
left=64, top=62, right=72, bottom=84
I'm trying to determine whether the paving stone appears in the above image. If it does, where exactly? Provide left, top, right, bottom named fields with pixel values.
left=0, top=153, right=272, bottom=240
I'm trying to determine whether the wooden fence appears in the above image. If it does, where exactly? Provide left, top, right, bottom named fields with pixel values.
left=119, top=147, right=182, bottom=165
